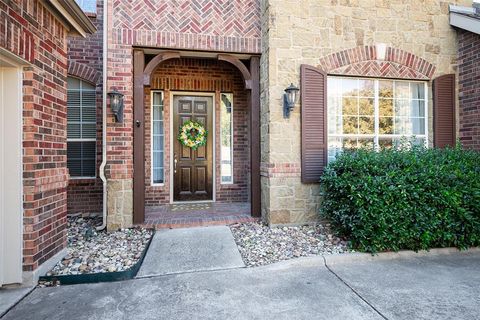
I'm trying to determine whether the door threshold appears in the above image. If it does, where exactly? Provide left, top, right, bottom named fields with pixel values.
left=171, top=200, right=215, bottom=204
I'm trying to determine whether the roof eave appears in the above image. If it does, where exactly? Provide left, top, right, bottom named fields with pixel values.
left=450, top=11, right=480, bottom=35
left=47, top=0, right=96, bottom=37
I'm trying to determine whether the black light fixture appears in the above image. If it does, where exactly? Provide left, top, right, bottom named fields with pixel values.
left=283, top=83, right=299, bottom=118
left=108, top=89, right=124, bottom=123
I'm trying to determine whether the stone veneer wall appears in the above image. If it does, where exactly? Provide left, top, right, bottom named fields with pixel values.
left=260, top=0, right=470, bottom=225
left=457, top=28, right=480, bottom=150
left=144, top=58, right=250, bottom=206
left=106, top=0, right=261, bottom=229
left=1, top=0, right=70, bottom=271
left=66, top=0, right=104, bottom=215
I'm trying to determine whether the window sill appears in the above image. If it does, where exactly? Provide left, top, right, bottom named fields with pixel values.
left=69, top=177, right=97, bottom=183
left=151, top=183, right=165, bottom=187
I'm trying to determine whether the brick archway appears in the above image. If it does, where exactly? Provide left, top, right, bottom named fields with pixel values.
left=318, top=45, right=436, bottom=80
left=68, top=61, right=101, bottom=84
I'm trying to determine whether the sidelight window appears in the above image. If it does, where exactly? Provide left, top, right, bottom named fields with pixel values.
left=151, top=91, right=165, bottom=185
left=220, top=93, right=234, bottom=184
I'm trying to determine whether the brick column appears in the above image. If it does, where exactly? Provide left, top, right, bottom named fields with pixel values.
left=105, top=43, right=134, bottom=230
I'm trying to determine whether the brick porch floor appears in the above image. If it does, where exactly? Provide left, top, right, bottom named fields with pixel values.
left=138, top=202, right=258, bottom=229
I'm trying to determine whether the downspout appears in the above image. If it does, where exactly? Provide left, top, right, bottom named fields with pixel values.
left=97, top=0, right=108, bottom=231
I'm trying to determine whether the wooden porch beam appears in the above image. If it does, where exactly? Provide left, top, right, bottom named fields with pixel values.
left=249, top=56, right=261, bottom=217
left=133, top=49, right=145, bottom=224
left=218, top=54, right=252, bottom=89
left=143, top=51, right=181, bottom=86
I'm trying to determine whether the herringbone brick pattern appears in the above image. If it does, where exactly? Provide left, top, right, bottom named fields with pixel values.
left=113, top=0, right=259, bottom=37
left=110, top=0, right=261, bottom=53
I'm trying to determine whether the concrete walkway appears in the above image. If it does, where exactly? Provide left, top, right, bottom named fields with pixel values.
left=137, top=226, right=245, bottom=277
left=0, top=286, right=34, bottom=318
left=3, top=250, right=480, bottom=320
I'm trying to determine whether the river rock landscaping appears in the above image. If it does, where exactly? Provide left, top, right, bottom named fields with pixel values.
left=230, top=222, right=349, bottom=267
left=41, top=217, right=152, bottom=283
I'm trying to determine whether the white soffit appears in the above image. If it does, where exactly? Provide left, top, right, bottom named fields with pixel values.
left=449, top=5, right=480, bottom=35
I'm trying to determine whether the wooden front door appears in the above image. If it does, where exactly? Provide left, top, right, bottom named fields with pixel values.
left=173, top=95, right=214, bottom=201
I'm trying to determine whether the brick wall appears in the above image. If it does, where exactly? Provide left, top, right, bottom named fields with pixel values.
left=1, top=0, right=69, bottom=271
left=111, top=0, right=261, bottom=53
left=144, top=58, right=250, bottom=205
left=105, top=0, right=261, bottom=228
left=66, top=0, right=103, bottom=215
left=457, top=29, right=480, bottom=150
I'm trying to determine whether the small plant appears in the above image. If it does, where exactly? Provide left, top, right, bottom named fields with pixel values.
left=320, top=142, right=480, bottom=253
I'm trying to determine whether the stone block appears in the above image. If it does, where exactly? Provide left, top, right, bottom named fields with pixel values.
left=107, top=179, right=133, bottom=230
left=268, top=209, right=291, bottom=224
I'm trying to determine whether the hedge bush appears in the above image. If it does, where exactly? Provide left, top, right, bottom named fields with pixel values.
left=320, top=143, right=480, bottom=253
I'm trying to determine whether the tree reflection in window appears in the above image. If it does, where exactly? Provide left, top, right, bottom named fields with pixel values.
left=327, top=77, right=428, bottom=162
left=220, top=93, right=233, bottom=184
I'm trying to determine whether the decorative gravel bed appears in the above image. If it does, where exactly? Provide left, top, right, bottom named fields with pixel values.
left=230, top=222, right=350, bottom=267
left=44, top=217, right=152, bottom=279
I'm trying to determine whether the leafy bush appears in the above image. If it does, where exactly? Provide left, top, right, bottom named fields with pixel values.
left=320, top=143, right=480, bottom=253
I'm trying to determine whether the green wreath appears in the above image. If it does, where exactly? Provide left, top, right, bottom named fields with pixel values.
left=177, top=120, right=208, bottom=150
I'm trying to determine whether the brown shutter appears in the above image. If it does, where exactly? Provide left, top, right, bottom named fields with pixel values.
left=301, top=64, right=328, bottom=183
left=433, top=74, right=456, bottom=148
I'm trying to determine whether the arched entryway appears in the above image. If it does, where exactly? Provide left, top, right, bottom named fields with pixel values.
left=132, top=50, right=260, bottom=224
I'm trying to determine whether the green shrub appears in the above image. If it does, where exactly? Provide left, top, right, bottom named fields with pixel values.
left=320, top=143, right=480, bottom=253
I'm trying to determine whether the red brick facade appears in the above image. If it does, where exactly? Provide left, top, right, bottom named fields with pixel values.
left=66, top=0, right=104, bottom=215
left=105, top=0, right=261, bottom=182
left=144, top=58, right=250, bottom=205
left=104, top=0, right=261, bottom=227
left=111, top=1, right=260, bottom=53
left=1, top=0, right=69, bottom=271
left=457, top=29, right=480, bottom=151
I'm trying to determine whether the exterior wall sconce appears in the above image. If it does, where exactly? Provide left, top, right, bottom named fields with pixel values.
left=283, top=83, right=300, bottom=118
left=108, top=89, right=124, bottom=123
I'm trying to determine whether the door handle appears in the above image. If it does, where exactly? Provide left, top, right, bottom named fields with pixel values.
left=174, top=153, right=177, bottom=173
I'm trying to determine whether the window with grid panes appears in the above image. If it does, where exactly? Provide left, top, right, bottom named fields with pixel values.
left=67, top=77, right=96, bottom=178
left=151, top=91, right=164, bottom=185
left=327, top=77, right=428, bottom=162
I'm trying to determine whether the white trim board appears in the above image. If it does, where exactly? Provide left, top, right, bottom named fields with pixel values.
left=0, top=60, right=24, bottom=286
left=450, top=12, right=480, bottom=35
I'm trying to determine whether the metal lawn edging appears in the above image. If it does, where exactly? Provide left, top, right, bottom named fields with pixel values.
left=38, top=229, right=155, bottom=285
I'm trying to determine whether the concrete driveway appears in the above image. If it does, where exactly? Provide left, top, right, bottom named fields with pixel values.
left=3, top=250, right=480, bottom=320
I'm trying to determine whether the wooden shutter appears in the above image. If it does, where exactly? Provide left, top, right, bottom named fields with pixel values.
left=433, top=74, right=456, bottom=148
left=301, top=64, right=328, bottom=183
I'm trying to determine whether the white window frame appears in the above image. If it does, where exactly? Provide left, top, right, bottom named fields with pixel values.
left=220, top=92, right=234, bottom=184
left=67, top=77, right=97, bottom=179
left=151, top=90, right=165, bottom=186
left=327, top=77, right=429, bottom=161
